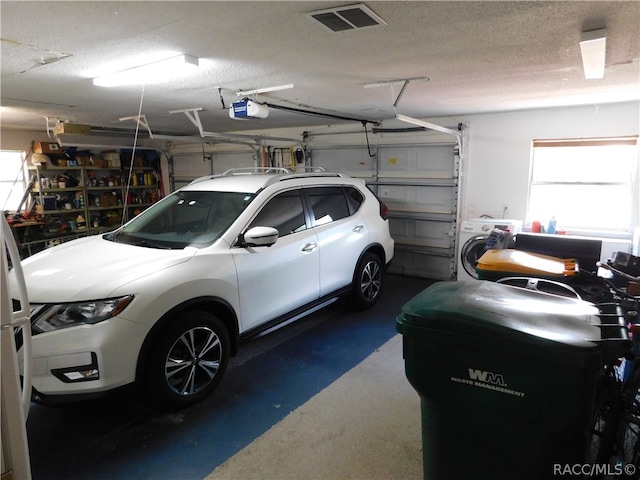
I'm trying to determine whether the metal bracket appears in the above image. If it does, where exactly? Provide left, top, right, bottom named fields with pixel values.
left=235, top=84, right=294, bottom=97
left=119, top=114, right=154, bottom=138
left=395, top=113, right=464, bottom=158
left=169, top=108, right=205, bottom=137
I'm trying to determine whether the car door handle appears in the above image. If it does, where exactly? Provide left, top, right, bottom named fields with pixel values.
left=353, top=225, right=365, bottom=233
left=301, top=242, right=318, bottom=252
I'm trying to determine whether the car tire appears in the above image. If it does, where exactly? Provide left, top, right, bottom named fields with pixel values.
left=144, top=310, right=230, bottom=410
left=351, top=252, right=383, bottom=309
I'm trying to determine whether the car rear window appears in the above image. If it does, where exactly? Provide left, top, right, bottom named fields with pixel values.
left=305, top=186, right=353, bottom=226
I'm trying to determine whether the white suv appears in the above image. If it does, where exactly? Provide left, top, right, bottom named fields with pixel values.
left=11, top=168, right=394, bottom=409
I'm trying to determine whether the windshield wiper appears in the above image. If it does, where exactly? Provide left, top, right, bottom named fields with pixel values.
left=130, top=239, right=172, bottom=249
left=104, top=230, right=176, bottom=249
left=103, top=228, right=123, bottom=242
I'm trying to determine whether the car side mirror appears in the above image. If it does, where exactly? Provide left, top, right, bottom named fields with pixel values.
left=238, top=226, right=279, bottom=247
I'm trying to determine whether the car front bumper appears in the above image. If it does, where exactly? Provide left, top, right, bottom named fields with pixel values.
left=22, top=316, right=150, bottom=400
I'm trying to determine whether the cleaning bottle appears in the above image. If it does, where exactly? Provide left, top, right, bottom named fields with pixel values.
left=547, top=216, right=557, bottom=234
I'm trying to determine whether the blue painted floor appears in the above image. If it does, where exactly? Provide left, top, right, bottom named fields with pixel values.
left=26, top=274, right=434, bottom=480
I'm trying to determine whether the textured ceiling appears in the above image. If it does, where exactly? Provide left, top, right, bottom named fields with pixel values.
left=1, top=1, right=639, bottom=137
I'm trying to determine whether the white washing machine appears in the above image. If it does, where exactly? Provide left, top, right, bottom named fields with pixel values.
left=457, top=218, right=523, bottom=281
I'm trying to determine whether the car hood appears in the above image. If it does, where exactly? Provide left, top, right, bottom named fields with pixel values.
left=12, top=235, right=198, bottom=303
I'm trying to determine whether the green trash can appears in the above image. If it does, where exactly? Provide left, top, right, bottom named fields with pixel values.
left=396, top=281, right=608, bottom=480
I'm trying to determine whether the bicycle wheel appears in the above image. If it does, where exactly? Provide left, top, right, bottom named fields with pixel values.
left=617, top=368, right=640, bottom=478
left=588, top=370, right=623, bottom=470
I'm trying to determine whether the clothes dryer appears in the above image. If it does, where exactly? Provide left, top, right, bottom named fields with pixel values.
left=457, top=218, right=522, bottom=281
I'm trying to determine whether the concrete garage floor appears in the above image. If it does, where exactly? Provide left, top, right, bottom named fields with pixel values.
left=26, top=274, right=433, bottom=480
left=206, top=334, right=422, bottom=480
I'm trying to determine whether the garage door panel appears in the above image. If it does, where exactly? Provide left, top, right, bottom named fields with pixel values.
left=388, top=248, right=453, bottom=280
left=311, top=148, right=374, bottom=177
left=379, top=145, right=455, bottom=178
left=172, top=154, right=214, bottom=177
left=169, top=150, right=256, bottom=191
left=389, top=217, right=454, bottom=250
left=210, top=152, right=256, bottom=174
left=311, top=144, right=459, bottom=281
left=379, top=184, right=457, bottom=215
left=378, top=145, right=458, bottom=280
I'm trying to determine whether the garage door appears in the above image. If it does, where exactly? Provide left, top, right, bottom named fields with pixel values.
left=311, top=144, right=459, bottom=280
left=168, top=149, right=257, bottom=190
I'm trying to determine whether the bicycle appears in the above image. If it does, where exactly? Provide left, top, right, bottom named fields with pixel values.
left=496, top=257, right=640, bottom=478
left=585, top=262, right=640, bottom=479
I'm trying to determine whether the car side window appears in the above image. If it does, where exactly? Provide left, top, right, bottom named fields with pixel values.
left=248, top=190, right=307, bottom=237
left=345, top=186, right=364, bottom=214
left=305, top=187, right=351, bottom=226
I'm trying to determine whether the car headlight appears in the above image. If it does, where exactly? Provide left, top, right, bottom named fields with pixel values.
left=33, top=295, right=134, bottom=333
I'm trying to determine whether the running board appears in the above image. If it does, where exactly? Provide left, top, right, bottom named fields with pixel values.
left=240, top=295, right=345, bottom=341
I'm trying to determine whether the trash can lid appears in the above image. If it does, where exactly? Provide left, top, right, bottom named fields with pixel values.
left=398, top=281, right=604, bottom=349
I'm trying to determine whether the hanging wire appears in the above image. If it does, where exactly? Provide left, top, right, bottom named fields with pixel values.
left=121, top=84, right=146, bottom=226
left=362, top=121, right=375, bottom=158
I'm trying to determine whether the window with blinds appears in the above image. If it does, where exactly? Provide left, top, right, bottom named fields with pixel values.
left=527, top=137, right=639, bottom=232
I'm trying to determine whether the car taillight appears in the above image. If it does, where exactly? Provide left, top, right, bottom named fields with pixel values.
left=379, top=201, right=390, bottom=220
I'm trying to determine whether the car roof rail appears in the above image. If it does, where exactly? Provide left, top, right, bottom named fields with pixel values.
left=276, top=172, right=345, bottom=183
left=188, top=166, right=346, bottom=186
left=187, top=167, right=289, bottom=185
left=276, top=166, right=347, bottom=181
left=187, top=174, right=223, bottom=185
left=222, top=167, right=292, bottom=176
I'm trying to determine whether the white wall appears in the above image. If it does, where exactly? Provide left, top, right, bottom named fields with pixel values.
left=462, top=102, right=640, bottom=223
left=0, top=130, right=45, bottom=152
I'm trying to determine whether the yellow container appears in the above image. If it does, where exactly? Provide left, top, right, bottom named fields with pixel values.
left=477, top=249, right=579, bottom=278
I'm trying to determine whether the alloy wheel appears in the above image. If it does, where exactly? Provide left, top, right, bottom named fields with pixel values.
left=164, top=326, right=223, bottom=396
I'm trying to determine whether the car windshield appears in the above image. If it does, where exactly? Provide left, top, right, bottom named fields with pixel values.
left=107, top=190, right=256, bottom=249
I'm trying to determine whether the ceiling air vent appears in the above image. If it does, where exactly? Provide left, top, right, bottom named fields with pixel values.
left=309, top=3, right=387, bottom=32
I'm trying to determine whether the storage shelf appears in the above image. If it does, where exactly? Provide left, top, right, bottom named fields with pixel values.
left=33, top=187, right=85, bottom=193
left=88, top=206, right=124, bottom=212
left=86, top=186, right=125, bottom=191
left=43, top=208, right=86, bottom=214
left=13, top=152, right=163, bottom=258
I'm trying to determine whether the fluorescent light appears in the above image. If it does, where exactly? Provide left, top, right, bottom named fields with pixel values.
left=93, top=54, right=199, bottom=87
left=579, top=29, right=607, bottom=79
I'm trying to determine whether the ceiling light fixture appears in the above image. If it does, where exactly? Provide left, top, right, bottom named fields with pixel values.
left=93, top=54, right=200, bottom=87
left=579, top=29, right=607, bottom=79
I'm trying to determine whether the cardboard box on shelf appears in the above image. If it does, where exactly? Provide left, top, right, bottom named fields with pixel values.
left=102, top=151, right=121, bottom=167
left=75, top=155, right=91, bottom=166
left=105, top=211, right=122, bottom=226
left=33, top=141, right=63, bottom=155
left=100, top=193, right=119, bottom=207
left=91, top=157, right=107, bottom=168
left=52, top=123, right=92, bottom=135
